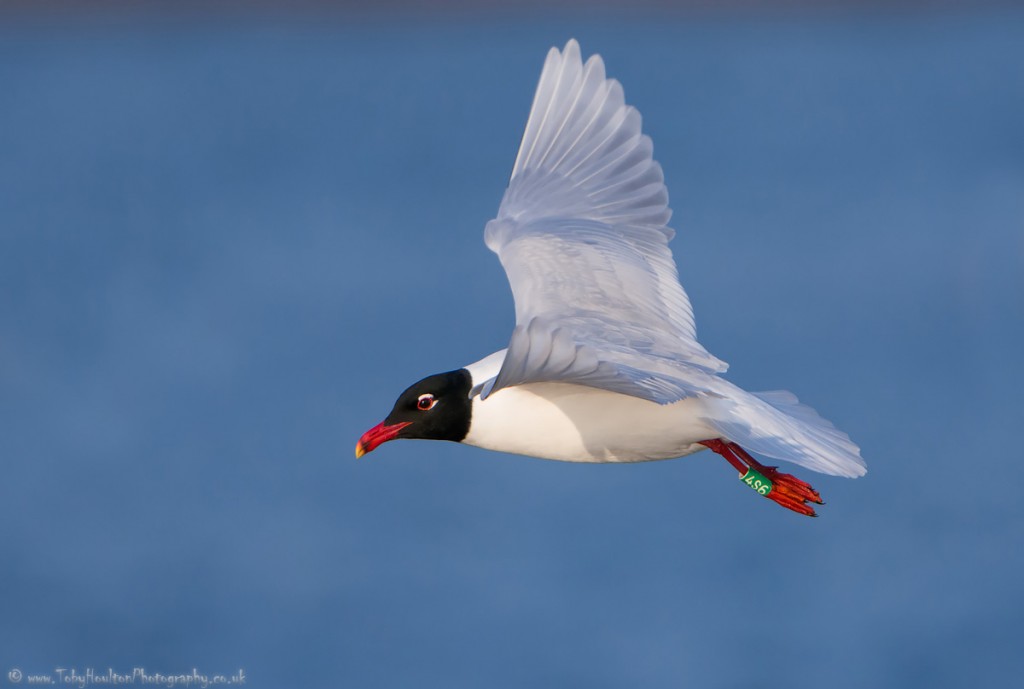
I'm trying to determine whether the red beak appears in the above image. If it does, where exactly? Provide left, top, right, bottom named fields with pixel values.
left=355, top=420, right=412, bottom=458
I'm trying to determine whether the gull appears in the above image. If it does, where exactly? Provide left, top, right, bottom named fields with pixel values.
left=356, top=40, right=865, bottom=516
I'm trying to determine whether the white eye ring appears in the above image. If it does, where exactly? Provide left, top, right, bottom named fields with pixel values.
left=417, top=394, right=437, bottom=411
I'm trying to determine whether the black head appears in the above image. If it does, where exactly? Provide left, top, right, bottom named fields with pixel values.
left=355, top=369, right=472, bottom=457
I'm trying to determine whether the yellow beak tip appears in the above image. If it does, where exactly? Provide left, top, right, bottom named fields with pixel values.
left=354, top=443, right=366, bottom=459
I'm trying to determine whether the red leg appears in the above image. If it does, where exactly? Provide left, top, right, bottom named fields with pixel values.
left=699, top=439, right=824, bottom=517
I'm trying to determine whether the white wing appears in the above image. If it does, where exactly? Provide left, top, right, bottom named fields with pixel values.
left=481, top=39, right=725, bottom=404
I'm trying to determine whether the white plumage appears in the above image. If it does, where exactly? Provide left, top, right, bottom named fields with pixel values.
left=470, top=40, right=865, bottom=478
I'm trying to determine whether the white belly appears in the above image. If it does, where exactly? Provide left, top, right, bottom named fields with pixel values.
left=462, top=382, right=717, bottom=463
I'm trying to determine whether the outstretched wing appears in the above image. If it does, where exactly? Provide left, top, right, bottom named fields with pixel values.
left=482, top=39, right=725, bottom=404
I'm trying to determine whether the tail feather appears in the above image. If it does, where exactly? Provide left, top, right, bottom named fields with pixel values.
left=703, top=388, right=866, bottom=478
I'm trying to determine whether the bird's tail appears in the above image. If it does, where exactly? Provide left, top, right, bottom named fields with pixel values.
left=702, top=388, right=866, bottom=478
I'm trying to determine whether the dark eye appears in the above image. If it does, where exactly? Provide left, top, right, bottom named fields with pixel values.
left=417, top=394, right=437, bottom=411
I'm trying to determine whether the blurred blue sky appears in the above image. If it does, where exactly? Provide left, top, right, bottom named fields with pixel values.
left=1, top=5, right=1022, bottom=688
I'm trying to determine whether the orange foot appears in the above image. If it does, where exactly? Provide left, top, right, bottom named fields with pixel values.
left=700, top=439, right=824, bottom=517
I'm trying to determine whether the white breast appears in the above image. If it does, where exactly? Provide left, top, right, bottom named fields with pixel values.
left=462, top=382, right=717, bottom=463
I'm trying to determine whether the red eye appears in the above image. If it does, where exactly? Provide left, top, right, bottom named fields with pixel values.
left=417, top=394, right=437, bottom=411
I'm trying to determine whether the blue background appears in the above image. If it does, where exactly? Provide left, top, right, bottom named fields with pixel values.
left=2, top=7, right=1022, bottom=688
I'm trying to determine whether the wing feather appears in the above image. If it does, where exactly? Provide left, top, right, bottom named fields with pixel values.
left=485, top=40, right=723, bottom=404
